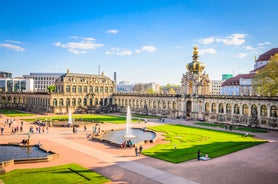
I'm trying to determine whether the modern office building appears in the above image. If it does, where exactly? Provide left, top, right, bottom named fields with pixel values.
left=0, top=71, right=12, bottom=79
left=0, top=78, right=34, bottom=92
left=23, top=73, right=64, bottom=92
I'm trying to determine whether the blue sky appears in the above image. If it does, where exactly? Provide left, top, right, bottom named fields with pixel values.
left=0, top=0, right=277, bottom=85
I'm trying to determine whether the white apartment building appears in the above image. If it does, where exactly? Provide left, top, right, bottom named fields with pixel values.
left=210, top=80, right=223, bottom=95
left=23, top=73, right=64, bottom=92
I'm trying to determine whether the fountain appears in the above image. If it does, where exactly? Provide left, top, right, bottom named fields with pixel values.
left=67, top=109, right=73, bottom=126
left=93, top=106, right=156, bottom=147
left=124, top=106, right=136, bottom=139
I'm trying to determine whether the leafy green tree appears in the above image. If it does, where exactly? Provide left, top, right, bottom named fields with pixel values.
left=47, top=85, right=56, bottom=93
left=252, top=54, right=278, bottom=96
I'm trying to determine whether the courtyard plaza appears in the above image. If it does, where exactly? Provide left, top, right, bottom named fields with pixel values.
left=0, top=114, right=278, bottom=184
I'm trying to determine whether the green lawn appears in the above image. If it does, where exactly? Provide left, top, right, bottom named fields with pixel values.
left=0, top=109, right=36, bottom=117
left=144, top=124, right=267, bottom=163
left=23, top=114, right=137, bottom=124
left=194, top=122, right=269, bottom=133
left=0, top=163, right=110, bottom=184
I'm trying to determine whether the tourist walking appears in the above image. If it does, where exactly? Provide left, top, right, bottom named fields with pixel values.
left=135, top=146, right=138, bottom=157
left=139, top=145, right=143, bottom=155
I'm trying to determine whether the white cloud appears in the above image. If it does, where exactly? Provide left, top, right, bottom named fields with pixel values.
left=141, top=45, right=156, bottom=52
left=0, top=42, right=25, bottom=52
left=198, top=34, right=246, bottom=46
left=5, top=40, right=22, bottom=44
left=235, top=53, right=247, bottom=58
left=105, top=48, right=132, bottom=56
left=244, top=46, right=255, bottom=50
left=199, top=48, right=217, bottom=55
left=106, top=29, right=119, bottom=34
left=198, top=37, right=215, bottom=44
left=135, top=49, right=141, bottom=54
left=55, top=37, right=103, bottom=54
left=221, top=34, right=246, bottom=46
left=258, top=42, right=271, bottom=46
left=116, top=50, right=132, bottom=56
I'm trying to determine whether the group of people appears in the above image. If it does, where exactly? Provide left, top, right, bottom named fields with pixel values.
left=121, top=139, right=133, bottom=148
left=135, top=145, right=143, bottom=156
left=197, top=149, right=209, bottom=161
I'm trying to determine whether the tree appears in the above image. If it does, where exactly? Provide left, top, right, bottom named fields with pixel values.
left=47, top=85, right=56, bottom=93
left=252, top=54, right=278, bottom=96
left=168, top=87, right=176, bottom=94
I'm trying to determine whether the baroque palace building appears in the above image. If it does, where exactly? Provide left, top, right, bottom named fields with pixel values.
left=0, top=47, right=277, bottom=129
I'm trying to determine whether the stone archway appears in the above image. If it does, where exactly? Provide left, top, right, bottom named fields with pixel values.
left=186, top=101, right=192, bottom=118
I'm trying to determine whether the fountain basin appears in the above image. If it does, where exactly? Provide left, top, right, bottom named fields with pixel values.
left=93, top=128, right=156, bottom=147
left=0, top=144, right=58, bottom=166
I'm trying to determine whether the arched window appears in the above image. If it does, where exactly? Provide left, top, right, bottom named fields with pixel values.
left=109, top=87, right=113, bottom=93
left=234, top=104, right=240, bottom=114
left=72, top=98, right=76, bottom=106
left=251, top=105, right=257, bottom=116
left=163, top=101, right=166, bottom=109
left=72, top=86, right=76, bottom=93
left=13, top=97, right=17, bottom=103
left=158, top=100, right=161, bottom=109
left=168, top=101, right=171, bottom=109
left=95, top=98, right=98, bottom=105
left=78, top=98, right=82, bottom=106
left=173, top=101, right=177, bottom=110
left=89, top=98, right=93, bottom=106
left=83, top=98, right=87, bottom=106
left=105, top=87, right=108, bottom=93
left=100, top=87, right=103, bottom=93
left=95, top=87, right=98, bottom=93
left=242, top=104, right=248, bottom=115
left=260, top=105, right=267, bottom=116
left=153, top=101, right=156, bottom=108
left=66, top=85, right=70, bottom=92
left=211, top=103, right=216, bottom=113
left=59, top=98, right=63, bottom=106
left=78, top=86, right=82, bottom=93
left=89, top=86, right=93, bottom=92
left=53, top=99, right=57, bottom=106
left=83, top=86, right=87, bottom=92
left=66, top=98, right=70, bottom=106
left=226, top=104, right=231, bottom=114
left=205, top=103, right=210, bottom=112
left=218, top=103, right=224, bottom=113
left=270, top=105, right=277, bottom=117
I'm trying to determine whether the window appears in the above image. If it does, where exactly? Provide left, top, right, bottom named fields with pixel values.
left=78, top=86, right=82, bottom=92
left=72, top=86, right=76, bottom=92
left=66, top=85, right=70, bottom=92
left=84, top=86, right=87, bottom=92
left=242, top=104, right=248, bottom=115
left=226, top=104, right=231, bottom=114
left=53, top=99, right=57, bottom=106
left=234, top=104, right=240, bottom=114
left=72, top=98, right=76, bottom=106
left=59, top=98, right=63, bottom=106
left=260, top=105, right=267, bottom=116
left=270, top=105, right=277, bottom=117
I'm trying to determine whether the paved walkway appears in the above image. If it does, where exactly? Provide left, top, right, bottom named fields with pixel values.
left=1, top=115, right=278, bottom=184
